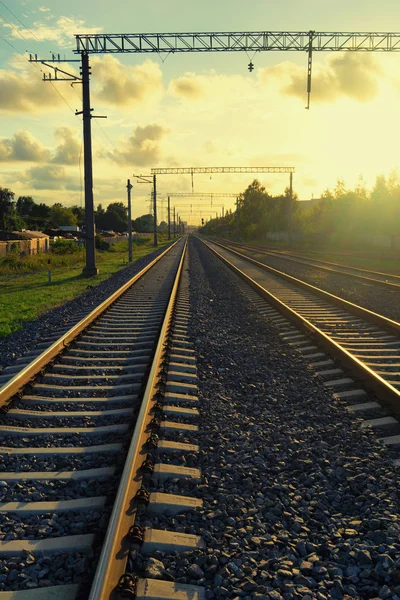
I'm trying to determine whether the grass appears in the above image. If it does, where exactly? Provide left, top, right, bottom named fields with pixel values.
left=0, top=237, right=173, bottom=338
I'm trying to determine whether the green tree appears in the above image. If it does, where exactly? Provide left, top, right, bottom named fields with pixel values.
left=50, top=203, right=78, bottom=228
left=133, top=214, right=153, bottom=232
left=0, top=188, right=16, bottom=230
left=71, top=206, right=85, bottom=227
left=96, top=202, right=128, bottom=232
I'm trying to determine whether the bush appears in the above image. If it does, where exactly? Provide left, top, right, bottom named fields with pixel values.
left=51, top=239, right=80, bottom=254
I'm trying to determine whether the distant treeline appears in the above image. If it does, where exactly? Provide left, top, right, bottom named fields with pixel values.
left=0, top=188, right=164, bottom=233
left=201, top=175, right=400, bottom=245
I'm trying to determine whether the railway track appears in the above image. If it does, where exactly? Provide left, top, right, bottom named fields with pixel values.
left=0, top=237, right=204, bottom=600
left=218, top=239, right=400, bottom=290
left=199, top=237, right=400, bottom=446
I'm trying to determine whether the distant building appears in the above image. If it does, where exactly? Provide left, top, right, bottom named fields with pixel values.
left=58, top=225, right=80, bottom=232
left=0, top=230, right=50, bottom=257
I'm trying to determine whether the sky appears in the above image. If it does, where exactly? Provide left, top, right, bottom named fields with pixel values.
left=1, top=0, right=400, bottom=224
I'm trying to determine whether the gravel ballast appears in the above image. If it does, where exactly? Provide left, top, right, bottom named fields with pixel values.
left=238, top=249, right=400, bottom=322
left=132, top=237, right=400, bottom=600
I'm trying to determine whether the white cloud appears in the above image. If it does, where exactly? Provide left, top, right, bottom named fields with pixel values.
left=18, top=164, right=81, bottom=191
left=260, top=53, right=382, bottom=104
left=92, top=57, right=164, bottom=106
left=2, top=15, right=102, bottom=47
left=0, top=62, right=76, bottom=113
left=102, top=124, right=170, bottom=167
left=0, top=130, right=49, bottom=162
left=52, top=127, right=81, bottom=165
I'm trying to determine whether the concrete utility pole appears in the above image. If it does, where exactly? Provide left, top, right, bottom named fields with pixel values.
left=153, top=174, right=158, bottom=247
left=127, top=179, right=133, bottom=262
left=236, top=197, right=239, bottom=241
left=80, top=52, right=98, bottom=276
left=288, top=171, right=293, bottom=246
left=173, top=207, right=176, bottom=237
left=167, top=196, right=171, bottom=240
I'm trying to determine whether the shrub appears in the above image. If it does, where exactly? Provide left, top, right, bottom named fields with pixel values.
left=51, top=239, right=80, bottom=254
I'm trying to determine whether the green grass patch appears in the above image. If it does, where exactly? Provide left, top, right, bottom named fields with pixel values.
left=0, top=237, right=173, bottom=337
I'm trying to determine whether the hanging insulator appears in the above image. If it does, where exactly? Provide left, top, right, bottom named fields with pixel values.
left=248, top=61, right=254, bottom=72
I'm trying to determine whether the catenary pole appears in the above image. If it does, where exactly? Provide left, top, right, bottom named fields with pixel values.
left=173, top=207, right=176, bottom=237
left=81, top=52, right=98, bottom=276
left=288, top=171, right=293, bottom=246
left=127, top=179, right=133, bottom=262
left=236, top=197, right=239, bottom=241
left=167, top=196, right=171, bottom=240
left=153, top=174, right=158, bottom=247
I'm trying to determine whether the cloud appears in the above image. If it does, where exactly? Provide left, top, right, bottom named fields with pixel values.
left=169, top=75, right=204, bottom=99
left=18, top=164, right=80, bottom=191
left=2, top=15, right=101, bottom=47
left=38, top=7, right=50, bottom=12
left=52, top=128, right=81, bottom=165
left=92, top=57, right=164, bottom=106
left=262, top=54, right=381, bottom=103
left=0, top=65, right=75, bottom=113
left=0, top=130, right=49, bottom=162
left=103, top=124, right=169, bottom=167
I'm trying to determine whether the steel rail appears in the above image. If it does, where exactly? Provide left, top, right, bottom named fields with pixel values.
left=222, top=239, right=400, bottom=290
left=199, top=238, right=400, bottom=412
left=206, top=239, right=400, bottom=336
left=88, top=239, right=187, bottom=600
left=0, top=240, right=179, bottom=409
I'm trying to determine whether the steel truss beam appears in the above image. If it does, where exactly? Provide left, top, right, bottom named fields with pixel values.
left=165, top=192, right=238, bottom=197
left=151, top=167, right=294, bottom=174
left=75, top=31, right=400, bottom=54
left=173, top=205, right=225, bottom=210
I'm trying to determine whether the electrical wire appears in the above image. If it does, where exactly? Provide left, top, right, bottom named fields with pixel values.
left=0, top=0, right=44, bottom=46
left=0, top=9, right=78, bottom=116
left=0, top=0, right=118, bottom=184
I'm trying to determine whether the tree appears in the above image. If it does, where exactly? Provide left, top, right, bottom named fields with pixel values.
left=16, top=196, right=35, bottom=218
left=30, top=203, right=52, bottom=229
left=133, top=214, right=153, bottom=232
left=96, top=202, right=128, bottom=232
left=50, top=203, right=78, bottom=228
left=71, top=206, right=85, bottom=227
left=0, top=188, right=15, bottom=230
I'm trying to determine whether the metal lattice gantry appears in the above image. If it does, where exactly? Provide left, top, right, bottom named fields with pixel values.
left=75, top=31, right=400, bottom=54
left=164, top=192, right=239, bottom=197
left=145, top=166, right=294, bottom=244
left=150, top=166, right=294, bottom=196
left=151, top=167, right=295, bottom=175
